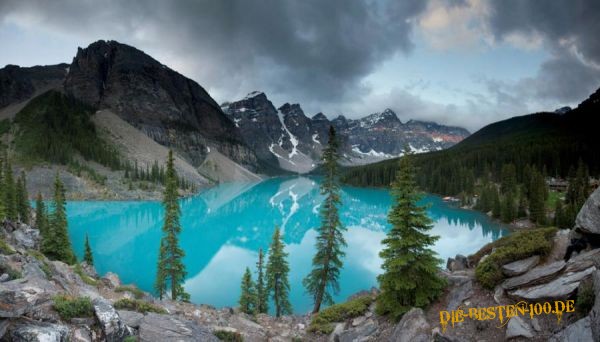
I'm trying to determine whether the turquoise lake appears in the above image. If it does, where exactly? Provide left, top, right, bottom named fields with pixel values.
left=66, top=177, right=509, bottom=314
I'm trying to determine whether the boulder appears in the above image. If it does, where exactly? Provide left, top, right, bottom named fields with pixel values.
left=505, top=316, right=533, bottom=339
left=446, top=277, right=472, bottom=311
left=502, top=261, right=566, bottom=290
left=501, top=255, right=540, bottom=277
left=575, top=186, right=600, bottom=234
left=446, top=254, right=469, bottom=271
left=118, top=310, right=145, bottom=329
left=591, top=270, right=600, bottom=342
left=92, top=298, right=131, bottom=341
left=11, top=225, right=40, bottom=250
left=102, top=272, right=121, bottom=288
left=565, top=248, right=600, bottom=273
left=0, top=278, right=56, bottom=317
left=548, top=229, right=570, bottom=262
left=329, top=322, right=345, bottom=342
left=509, top=267, right=596, bottom=301
left=338, top=318, right=377, bottom=342
left=549, top=317, right=593, bottom=342
left=389, top=308, right=430, bottom=342
left=138, top=312, right=219, bottom=341
left=70, top=326, right=93, bottom=342
left=9, top=321, right=69, bottom=342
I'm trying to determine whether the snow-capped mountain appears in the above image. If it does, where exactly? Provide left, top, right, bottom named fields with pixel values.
left=223, top=92, right=470, bottom=173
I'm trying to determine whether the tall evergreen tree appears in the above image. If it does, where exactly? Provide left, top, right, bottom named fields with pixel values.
left=35, top=193, right=51, bottom=252
left=266, top=227, right=292, bottom=317
left=501, top=192, right=516, bottom=223
left=0, top=159, right=6, bottom=220
left=83, top=233, right=94, bottom=265
left=492, top=187, right=501, bottom=219
left=528, top=170, right=547, bottom=225
left=155, top=150, right=189, bottom=301
left=255, top=248, right=268, bottom=314
left=303, top=126, right=346, bottom=313
left=517, top=193, right=528, bottom=218
left=15, top=171, right=30, bottom=224
left=47, top=174, right=76, bottom=264
left=3, top=156, right=16, bottom=221
left=376, top=152, right=446, bottom=320
left=239, top=267, right=256, bottom=315
left=154, top=238, right=167, bottom=300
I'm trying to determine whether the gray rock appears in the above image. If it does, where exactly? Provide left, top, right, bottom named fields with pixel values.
left=139, top=312, right=219, bottom=341
left=339, top=319, right=377, bottom=342
left=505, top=316, right=533, bottom=339
left=70, top=326, right=93, bottom=342
left=446, top=277, right=472, bottom=311
left=0, top=278, right=56, bottom=317
left=0, top=273, right=8, bottom=282
left=575, top=186, right=600, bottom=234
left=0, top=319, right=9, bottom=339
left=118, top=310, right=145, bottom=329
left=591, top=270, right=600, bottom=342
left=565, top=248, right=600, bottom=273
left=502, top=260, right=566, bottom=290
left=549, top=317, right=593, bottom=342
left=502, top=255, right=540, bottom=277
left=11, top=226, right=39, bottom=250
left=102, top=272, right=121, bottom=288
left=10, top=321, right=69, bottom=342
left=92, top=298, right=131, bottom=342
left=389, top=308, right=430, bottom=342
left=329, top=322, right=346, bottom=342
left=446, top=254, right=469, bottom=271
left=509, top=267, right=596, bottom=301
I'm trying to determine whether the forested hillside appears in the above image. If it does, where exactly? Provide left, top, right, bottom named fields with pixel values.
left=343, top=87, right=600, bottom=192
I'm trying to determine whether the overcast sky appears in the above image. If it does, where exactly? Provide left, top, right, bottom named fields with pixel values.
left=1, top=0, right=599, bottom=131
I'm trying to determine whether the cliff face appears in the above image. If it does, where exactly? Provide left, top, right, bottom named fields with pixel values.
left=64, top=40, right=257, bottom=170
left=0, top=64, right=68, bottom=108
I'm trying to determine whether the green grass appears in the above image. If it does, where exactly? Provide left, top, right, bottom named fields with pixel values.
left=474, top=227, right=557, bottom=289
left=123, top=336, right=137, bottom=342
left=74, top=263, right=98, bottom=286
left=113, top=298, right=167, bottom=314
left=0, top=238, right=15, bottom=255
left=308, top=295, right=374, bottom=334
left=546, top=190, right=562, bottom=210
left=115, top=285, right=145, bottom=299
left=52, top=295, right=94, bottom=320
left=27, top=250, right=53, bottom=278
left=213, top=330, right=244, bottom=342
left=576, top=280, right=595, bottom=318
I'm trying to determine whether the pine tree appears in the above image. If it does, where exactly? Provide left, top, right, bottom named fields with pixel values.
left=0, top=159, right=6, bottom=220
left=528, top=170, right=547, bottom=225
left=3, top=156, right=16, bottom=221
left=35, top=193, right=51, bottom=252
left=501, top=192, right=515, bottom=223
left=155, top=150, right=189, bottom=301
left=266, top=227, right=292, bottom=317
left=517, top=193, right=528, bottom=218
left=376, top=152, right=446, bottom=320
left=15, top=171, right=30, bottom=224
left=83, top=233, right=94, bottom=265
left=154, top=238, right=167, bottom=300
left=303, top=126, right=346, bottom=313
left=492, top=187, right=501, bottom=219
left=255, top=248, right=268, bottom=314
left=239, top=267, right=256, bottom=315
left=47, top=174, right=76, bottom=264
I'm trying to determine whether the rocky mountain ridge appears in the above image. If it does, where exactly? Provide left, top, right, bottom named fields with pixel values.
left=223, top=91, right=470, bottom=173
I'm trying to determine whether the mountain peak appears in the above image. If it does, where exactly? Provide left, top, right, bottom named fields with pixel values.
left=361, top=108, right=400, bottom=127
left=312, top=112, right=328, bottom=121
left=244, top=91, right=265, bottom=100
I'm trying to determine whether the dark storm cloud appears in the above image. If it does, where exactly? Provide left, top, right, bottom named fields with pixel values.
left=0, top=0, right=427, bottom=104
left=487, top=0, right=600, bottom=103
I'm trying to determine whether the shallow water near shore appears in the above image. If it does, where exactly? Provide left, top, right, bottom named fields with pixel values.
left=66, top=176, right=509, bottom=314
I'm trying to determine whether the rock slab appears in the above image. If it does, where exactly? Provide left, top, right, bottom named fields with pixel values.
left=502, top=255, right=540, bottom=277
left=389, top=308, right=430, bottom=342
left=138, top=312, right=219, bottom=342
left=502, top=260, right=566, bottom=290
left=93, top=298, right=131, bottom=341
left=575, top=186, right=600, bottom=234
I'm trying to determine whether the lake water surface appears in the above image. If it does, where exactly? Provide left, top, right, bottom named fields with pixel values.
left=66, top=177, right=509, bottom=314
